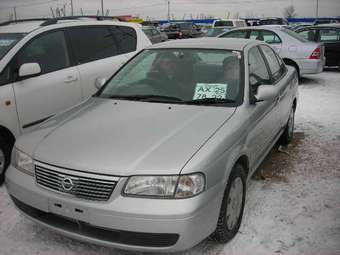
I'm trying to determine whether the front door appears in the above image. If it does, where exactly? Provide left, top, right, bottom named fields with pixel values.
left=12, top=30, right=82, bottom=131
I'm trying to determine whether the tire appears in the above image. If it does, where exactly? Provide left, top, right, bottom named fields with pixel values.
left=279, top=107, right=295, bottom=146
left=211, top=164, right=246, bottom=243
left=0, top=136, right=12, bottom=185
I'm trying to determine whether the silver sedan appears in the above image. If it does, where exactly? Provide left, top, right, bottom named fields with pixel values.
left=219, top=26, right=326, bottom=78
left=6, top=38, right=298, bottom=252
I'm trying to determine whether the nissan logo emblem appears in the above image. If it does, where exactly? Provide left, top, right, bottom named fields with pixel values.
left=61, top=177, right=74, bottom=191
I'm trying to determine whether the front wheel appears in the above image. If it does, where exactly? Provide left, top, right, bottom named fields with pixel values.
left=0, top=137, right=12, bottom=185
left=211, top=164, right=246, bottom=243
left=279, top=107, right=295, bottom=145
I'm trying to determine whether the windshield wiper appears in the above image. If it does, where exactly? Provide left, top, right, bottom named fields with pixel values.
left=184, top=98, right=235, bottom=105
left=107, top=94, right=183, bottom=102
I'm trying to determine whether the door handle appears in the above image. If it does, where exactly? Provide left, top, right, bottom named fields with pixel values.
left=64, top=75, right=78, bottom=83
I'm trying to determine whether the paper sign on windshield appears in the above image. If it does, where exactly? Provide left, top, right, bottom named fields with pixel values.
left=0, top=39, right=15, bottom=47
left=193, top=83, right=228, bottom=100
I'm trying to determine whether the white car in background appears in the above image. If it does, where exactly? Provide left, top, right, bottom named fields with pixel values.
left=219, top=26, right=325, bottom=78
left=0, top=17, right=151, bottom=184
left=212, top=19, right=247, bottom=28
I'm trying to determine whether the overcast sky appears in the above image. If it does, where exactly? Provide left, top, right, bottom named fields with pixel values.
left=0, top=0, right=340, bottom=21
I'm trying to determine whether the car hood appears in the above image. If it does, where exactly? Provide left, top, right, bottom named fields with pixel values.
left=28, top=98, right=235, bottom=176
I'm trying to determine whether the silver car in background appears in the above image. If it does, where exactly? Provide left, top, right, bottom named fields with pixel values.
left=6, top=38, right=298, bottom=252
left=219, top=26, right=325, bottom=78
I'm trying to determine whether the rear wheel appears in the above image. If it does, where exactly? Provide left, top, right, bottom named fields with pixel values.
left=211, top=164, right=246, bottom=243
left=279, top=107, right=295, bottom=145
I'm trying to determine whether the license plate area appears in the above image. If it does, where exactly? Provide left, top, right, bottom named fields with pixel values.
left=48, top=199, right=89, bottom=223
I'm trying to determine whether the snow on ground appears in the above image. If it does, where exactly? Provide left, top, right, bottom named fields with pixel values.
left=0, top=71, right=340, bottom=255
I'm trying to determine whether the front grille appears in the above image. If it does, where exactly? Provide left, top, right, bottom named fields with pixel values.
left=35, top=162, right=118, bottom=201
left=11, top=196, right=179, bottom=247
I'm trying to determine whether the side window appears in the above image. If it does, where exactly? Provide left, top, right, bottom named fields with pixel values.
left=17, top=30, right=70, bottom=74
left=319, top=29, right=340, bottom=42
left=260, top=45, right=284, bottom=82
left=298, top=29, right=317, bottom=41
left=110, top=26, right=137, bottom=54
left=248, top=46, right=270, bottom=87
left=221, top=30, right=247, bottom=38
left=68, top=26, right=119, bottom=64
left=249, top=30, right=261, bottom=40
left=262, top=30, right=281, bottom=44
left=0, top=65, right=12, bottom=86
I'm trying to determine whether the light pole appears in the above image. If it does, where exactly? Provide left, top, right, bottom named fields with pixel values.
left=70, top=0, right=74, bottom=16
left=101, top=0, right=104, bottom=16
left=167, top=1, right=170, bottom=22
left=316, top=0, right=319, bottom=20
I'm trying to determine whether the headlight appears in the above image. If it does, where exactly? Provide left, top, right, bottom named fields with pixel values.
left=13, top=148, right=34, bottom=176
left=123, top=173, right=205, bottom=199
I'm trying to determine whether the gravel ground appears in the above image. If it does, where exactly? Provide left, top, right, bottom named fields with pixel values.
left=0, top=70, right=339, bottom=255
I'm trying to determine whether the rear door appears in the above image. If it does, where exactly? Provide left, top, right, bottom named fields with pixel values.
left=259, top=44, right=291, bottom=129
left=317, top=28, right=340, bottom=66
left=247, top=46, right=278, bottom=166
left=12, top=29, right=82, bottom=131
left=68, top=25, right=137, bottom=98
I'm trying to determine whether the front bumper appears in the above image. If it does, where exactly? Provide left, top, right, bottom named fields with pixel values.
left=5, top=165, right=224, bottom=252
left=297, top=58, right=324, bottom=75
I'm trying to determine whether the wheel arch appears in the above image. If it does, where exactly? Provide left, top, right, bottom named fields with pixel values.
left=283, top=58, right=300, bottom=77
left=0, top=125, right=16, bottom=146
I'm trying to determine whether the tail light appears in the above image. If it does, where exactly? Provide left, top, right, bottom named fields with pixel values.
left=309, top=47, right=321, bottom=59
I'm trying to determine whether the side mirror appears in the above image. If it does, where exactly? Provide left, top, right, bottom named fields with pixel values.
left=95, top=77, right=107, bottom=90
left=19, top=63, right=41, bottom=78
left=255, top=85, right=278, bottom=102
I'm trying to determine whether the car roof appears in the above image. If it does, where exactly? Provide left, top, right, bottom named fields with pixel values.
left=298, top=24, right=340, bottom=30
left=225, top=26, right=284, bottom=32
left=0, top=19, right=140, bottom=34
left=148, top=38, right=258, bottom=51
left=0, top=21, right=43, bottom=33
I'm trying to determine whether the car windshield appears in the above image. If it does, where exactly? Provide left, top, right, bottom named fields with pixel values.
left=0, top=33, right=25, bottom=60
left=281, top=28, right=309, bottom=42
left=98, top=49, right=242, bottom=106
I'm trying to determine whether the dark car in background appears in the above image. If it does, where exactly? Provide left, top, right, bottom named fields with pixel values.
left=259, top=18, right=289, bottom=26
left=162, top=22, right=203, bottom=39
left=142, top=26, right=168, bottom=44
left=296, top=24, right=340, bottom=68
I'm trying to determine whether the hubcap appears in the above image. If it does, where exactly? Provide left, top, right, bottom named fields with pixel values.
left=226, top=177, right=244, bottom=230
left=288, top=109, right=295, bottom=138
left=0, top=149, right=5, bottom=175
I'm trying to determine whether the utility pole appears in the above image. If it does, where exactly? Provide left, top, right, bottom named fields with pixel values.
left=70, top=0, right=74, bottom=16
left=167, top=1, right=170, bottom=22
left=101, top=0, right=104, bottom=16
left=13, top=7, right=17, bottom=21
left=315, top=0, right=319, bottom=19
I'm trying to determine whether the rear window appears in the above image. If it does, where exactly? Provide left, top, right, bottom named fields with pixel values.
left=0, top=33, right=25, bottom=60
left=282, top=28, right=309, bottom=42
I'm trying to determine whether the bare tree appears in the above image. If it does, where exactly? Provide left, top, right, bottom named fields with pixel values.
left=283, top=5, right=297, bottom=19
